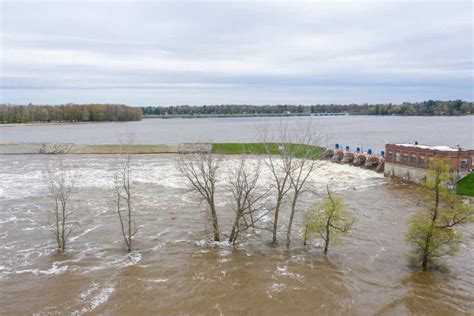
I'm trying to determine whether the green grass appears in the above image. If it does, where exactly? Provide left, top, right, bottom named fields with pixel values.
left=456, top=173, right=474, bottom=196
left=211, top=143, right=325, bottom=159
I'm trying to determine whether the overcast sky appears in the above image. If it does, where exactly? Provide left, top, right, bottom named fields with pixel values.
left=0, top=0, right=472, bottom=106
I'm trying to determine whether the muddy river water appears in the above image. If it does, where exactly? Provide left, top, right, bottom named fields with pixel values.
left=0, top=154, right=473, bottom=315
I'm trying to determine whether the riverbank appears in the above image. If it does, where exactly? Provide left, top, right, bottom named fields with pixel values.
left=0, top=143, right=325, bottom=156
left=143, top=113, right=347, bottom=119
left=0, top=121, right=128, bottom=127
left=0, top=143, right=178, bottom=154
left=457, top=174, right=474, bottom=196
left=144, top=113, right=473, bottom=119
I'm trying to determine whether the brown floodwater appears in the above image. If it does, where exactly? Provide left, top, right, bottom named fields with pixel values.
left=0, top=155, right=473, bottom=315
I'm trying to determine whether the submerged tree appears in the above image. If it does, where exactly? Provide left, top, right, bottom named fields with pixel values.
left=406, top=158, right=474, bottom=270
left=115, top=138, right=137, bottom=252
left=46, top=159, right=78, bottom=253
left=177, top=144, right=222, bottom=241
left=228, top=155, right=269, bottom=244
left=303, top=183, right=353, bottom=254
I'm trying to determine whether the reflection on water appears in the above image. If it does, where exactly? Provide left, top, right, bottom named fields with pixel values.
left=0, top=155, right=472, bottom=315
left=401, top=272, right=473, bottom=315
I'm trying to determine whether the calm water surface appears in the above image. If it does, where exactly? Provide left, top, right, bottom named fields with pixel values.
left=0, top=155, right=473, bottom=315
left=1, top=116, right=473, bottom=151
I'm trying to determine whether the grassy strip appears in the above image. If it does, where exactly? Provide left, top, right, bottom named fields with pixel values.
left=456, top=173, right=474, bottom=196
left=212, top=143, right=325, bottom=159
left=212, top=143, right=278, bottom=155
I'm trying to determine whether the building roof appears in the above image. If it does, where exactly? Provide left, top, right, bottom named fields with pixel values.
left=393, top=143, right=460, bottom=152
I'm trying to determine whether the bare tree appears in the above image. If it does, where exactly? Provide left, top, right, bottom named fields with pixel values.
left=114, top=137, right=137, bottom=252
left=228, top=155, right=269, bottom=244
left=177, top=144, right=222, bottom=241
left=258, top=119, right=324, bottom=245
left=285, top=121, right=324, bottom=247
left=46, top=158, right=78, bottom=253
left=258, top=124, right=293, bottom=245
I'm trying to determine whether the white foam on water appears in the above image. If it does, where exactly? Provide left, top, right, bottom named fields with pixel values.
left=84, top=255, right=129, bottom=273
left=0, top=216, right=17, bottom=224
left=0, top=157, right=384, bottom=203
left=15, top=261, right=68, bottom=276
left=89, top=285, right=115, bottom=311
left=21, top=227, right=37, bottom=231
left=123, top=252, right=142, bottom=267
left=173, top=239, right=190, bottom=243
left=195, top=239, right=207, bottom=247
left=74, top=282, right=116, bottom=315
left=273, top=265, right=304, bottom=281
left=195, top=239, right=233, bottom=249
left=267, top=282, right=286, bottom=298
left=69, top=225, right=102, bottom=242
left=140, top=278, right=168, bottom=283
left=78, top=282, right=100, bottom=300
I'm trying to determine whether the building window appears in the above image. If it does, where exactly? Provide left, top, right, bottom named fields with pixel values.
left=410, top=154, right=417, bottom=164
left=461, top=159, right=468, bottom=169
left=419, top=155, right=425, bottom=167
left=402, top=153, right=408, bottom=163
left=387, top=152, right=393, bottom=161
left=395, top=152, right=400, bottom=162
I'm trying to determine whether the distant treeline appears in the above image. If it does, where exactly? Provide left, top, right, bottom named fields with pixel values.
left=1, top=100, right=471, bottom=123
left=142, top=100, right=472, bottom=116
left=0, top=104, right=142, bottom=124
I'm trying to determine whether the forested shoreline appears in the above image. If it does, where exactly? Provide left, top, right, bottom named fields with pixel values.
left=142, top=100, right=472, bottom=117
left=0, top=104, right=142, bottom=124
left=1, top=100, right=471, bottom=124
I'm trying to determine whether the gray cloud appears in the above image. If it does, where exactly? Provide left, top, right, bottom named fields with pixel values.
left=1, top=0, right=472, bottom=105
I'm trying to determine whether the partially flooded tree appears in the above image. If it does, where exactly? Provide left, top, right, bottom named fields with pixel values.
left=406, top=158, right=474, bottom=270
left=285, top=121, right=324, bottom=247
left=259, top=125, right=293, bottom=245
left=286, top=151, right=319, bottom=248
left=259, top=119, right=324, bottom=245
left=114, top=137, right=137, bottom=252
left=303, top=183, right=353, bottom=254
left=46, top=159, right=78, bottom=253
left=177, top=144, right=221, bottom=241
left=228, top=155, right=269, bottom=244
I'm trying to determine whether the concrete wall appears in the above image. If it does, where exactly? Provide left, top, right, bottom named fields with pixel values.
left=384, top=162, right=471, bottom=185
left=384, top=162, right=428, bottom=183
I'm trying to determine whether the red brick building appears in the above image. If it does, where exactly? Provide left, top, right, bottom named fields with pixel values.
left=384, top=143, right=474, bottom=182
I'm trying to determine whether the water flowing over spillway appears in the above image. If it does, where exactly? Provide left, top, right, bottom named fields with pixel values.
left=0, top=155, right=473, bottom=315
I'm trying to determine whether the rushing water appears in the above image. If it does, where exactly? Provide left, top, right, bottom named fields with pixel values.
left=0, top=155, right=473, bottom=315
left=1, top=116, right=473, bottom=151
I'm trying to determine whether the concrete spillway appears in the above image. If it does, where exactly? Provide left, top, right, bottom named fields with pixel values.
left=324, top=148, right=385, bottom=173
